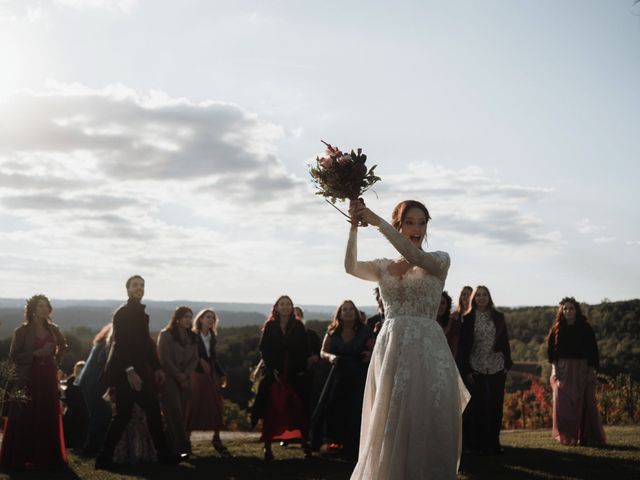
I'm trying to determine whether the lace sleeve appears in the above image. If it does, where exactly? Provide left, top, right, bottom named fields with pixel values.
left=344, top=227, right=381, bottom=282
left=377, top=219, right=450, bottom=280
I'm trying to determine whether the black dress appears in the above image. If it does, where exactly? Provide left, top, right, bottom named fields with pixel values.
left=253, top=318, right=310, bottom=441
left=322, top=325, right=372, bottom=456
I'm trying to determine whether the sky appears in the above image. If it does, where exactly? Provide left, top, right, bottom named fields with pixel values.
left=0, top=0, right=638, bottom=309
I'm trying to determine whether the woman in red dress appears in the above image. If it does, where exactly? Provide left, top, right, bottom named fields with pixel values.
left=0, top=294, right=68, bottom=470
left=253, top=295, right=310, bottom=461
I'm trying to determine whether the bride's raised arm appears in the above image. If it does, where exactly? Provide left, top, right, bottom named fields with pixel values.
left=377, top=219, right=449, bottom=281
left=344, top=224, right=381, bottom=282
left=351, top=199, right=449, bottom=281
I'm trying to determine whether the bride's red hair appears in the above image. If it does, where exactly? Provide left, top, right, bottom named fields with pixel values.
left=391, top=200, right=431, bottom=230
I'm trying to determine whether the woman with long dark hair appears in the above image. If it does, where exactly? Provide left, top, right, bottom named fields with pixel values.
left=187, top=308, right=230, bottom=456
left=458, top=285, right=512, bottom=455
left=547, top=297, right=606, bottom=446
left=320, top=300, right=373, bottom=458
left=253, top=295, right=310, bottom=461
left=157, top=306, right=198, bottom=458
left=0, top=294, right=68, bottom=470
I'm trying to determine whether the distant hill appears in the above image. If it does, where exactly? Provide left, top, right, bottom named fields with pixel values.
left=0, top=298, right=374, bottom=338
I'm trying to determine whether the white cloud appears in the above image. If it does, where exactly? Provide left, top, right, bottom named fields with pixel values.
left=52, top=0, right=137, bottom=14
left=593, top=236, right=616, bottom=244
left=365, top=162, right=558, bottom=247
left=577, top=218, right=600, bottom=235
left=0, top=81, right=565, bottom=302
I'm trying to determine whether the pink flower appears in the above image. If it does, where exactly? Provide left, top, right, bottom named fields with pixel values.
left=318, top=156, right=333, bottom=168
left=337, top=154, right=351, bottom=166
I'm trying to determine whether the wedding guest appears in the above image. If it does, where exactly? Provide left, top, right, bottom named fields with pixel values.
left=157, top=306, right=199, bottom=458
left=295, top=307, right=322, bottom=370
left=0, top=294, right=68, bottom=470
left=252, top=295, right=311, bottom=461
left=449, top=286, right=472, bottom=358
left=436, top=291, right=459, bottom=357
left=187, top=308, right=230, bottom=457
left=96, top=275, right=176, bottom=470
left=109, top=317, right=158, bottom=466
left=547, top=297, right=606, bottom=446
left=62, top=360, right=88, bottom=449
left=365, top=287, right=385, bottom=335
left=76, top=324, right=112, bottom=457
left=458, top=285, right=512, bottom=455
left=292, top=306, right=323, bottom=449
left=320, top=300, right=373, bottom=458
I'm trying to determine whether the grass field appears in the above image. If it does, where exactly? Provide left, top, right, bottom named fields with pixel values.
left=1, top=426, right=638, bottom=480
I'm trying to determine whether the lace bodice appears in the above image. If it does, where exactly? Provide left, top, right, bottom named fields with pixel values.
left=378, top=261, right=447, bottom=319
left=344, top=219, right=450, bottom=319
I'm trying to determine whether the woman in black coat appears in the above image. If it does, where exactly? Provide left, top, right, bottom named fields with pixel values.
left=253, top=295, right=310, bottom=461
left=457, top=285, right=512, bottom=455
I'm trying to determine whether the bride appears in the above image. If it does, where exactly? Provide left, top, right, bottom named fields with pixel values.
left=346, top=199, right=469, bottom=480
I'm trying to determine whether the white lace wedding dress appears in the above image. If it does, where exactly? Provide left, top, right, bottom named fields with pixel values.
left=346, top=220, right=470, bottom=480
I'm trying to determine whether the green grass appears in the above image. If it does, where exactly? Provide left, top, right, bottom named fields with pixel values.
left=1, top=427, right=638, bottom=479
left=460, top=426, right=640, bottom=480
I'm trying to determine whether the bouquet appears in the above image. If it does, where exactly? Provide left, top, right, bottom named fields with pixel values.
left=309, top=140, right=381, bottom=224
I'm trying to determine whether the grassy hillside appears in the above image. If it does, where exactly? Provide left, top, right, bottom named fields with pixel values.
left=0, top=426, right=638, bottom=479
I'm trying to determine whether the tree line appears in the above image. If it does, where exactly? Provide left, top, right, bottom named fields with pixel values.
left=1, top=299, right=638, bottom=412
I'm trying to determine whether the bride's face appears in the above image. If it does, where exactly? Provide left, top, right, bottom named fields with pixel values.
left=399, top=207, right=428, bottom=248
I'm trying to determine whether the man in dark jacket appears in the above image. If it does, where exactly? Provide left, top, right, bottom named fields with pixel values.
left=95, top=275, right=176, bottom=469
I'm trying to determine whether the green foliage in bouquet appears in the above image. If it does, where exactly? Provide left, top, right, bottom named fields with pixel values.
left=309, top=140, right=381, bottom=205
left=0, top=359, right=28, bottom=410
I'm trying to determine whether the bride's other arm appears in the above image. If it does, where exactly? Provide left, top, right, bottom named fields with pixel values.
left=344, top=202, right=381, bottom=282
left=352, top=200, right=449, bottom=281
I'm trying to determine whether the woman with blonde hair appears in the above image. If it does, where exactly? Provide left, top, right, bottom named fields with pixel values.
left=187, top=308, right=230, bottom=456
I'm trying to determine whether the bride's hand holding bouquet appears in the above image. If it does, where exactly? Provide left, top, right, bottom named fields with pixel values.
left=349, top=198, right=381, bottom=228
